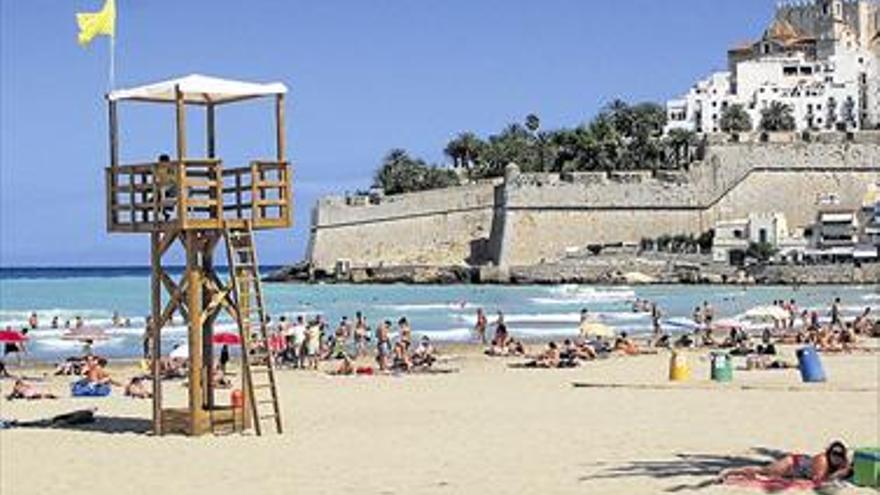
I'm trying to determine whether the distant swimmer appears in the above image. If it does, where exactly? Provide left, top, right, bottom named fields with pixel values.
left=28, top=312, right=38, bottom=330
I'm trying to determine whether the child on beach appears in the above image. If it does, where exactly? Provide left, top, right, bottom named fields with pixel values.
left=474, top=308, right=487, bottom=344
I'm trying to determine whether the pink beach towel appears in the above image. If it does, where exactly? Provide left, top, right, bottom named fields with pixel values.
left=724, top=475, right=819, bottom=492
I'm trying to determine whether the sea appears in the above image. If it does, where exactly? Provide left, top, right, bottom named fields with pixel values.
left=1, top=266, right=878, bottom=362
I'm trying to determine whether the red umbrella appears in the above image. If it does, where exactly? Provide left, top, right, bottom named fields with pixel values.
left=212, top=332, right=241, bottom=345
left=0, top=330, right=28, bottom=343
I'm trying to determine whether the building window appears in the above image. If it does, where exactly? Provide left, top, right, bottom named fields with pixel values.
left=734, top=229, right=743, bottom=239
left=759, top=228, right=768, bottom=244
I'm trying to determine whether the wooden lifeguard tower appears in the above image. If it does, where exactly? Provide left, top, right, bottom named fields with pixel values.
left=105, top=74, right=292, bottom=436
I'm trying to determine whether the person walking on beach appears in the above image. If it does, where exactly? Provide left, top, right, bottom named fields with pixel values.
left=474, top=308, right=488, bottom=344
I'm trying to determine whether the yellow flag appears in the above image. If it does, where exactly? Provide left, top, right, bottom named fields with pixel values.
left=76, top=0, right=116, bottom=46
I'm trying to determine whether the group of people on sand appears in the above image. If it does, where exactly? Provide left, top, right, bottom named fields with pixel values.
left=6, top=351, right=151, bottom=401
left=244, top=312, right=440, bottom=375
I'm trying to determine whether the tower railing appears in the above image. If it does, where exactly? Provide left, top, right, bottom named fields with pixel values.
left=106, top=159, right=291, bottom=232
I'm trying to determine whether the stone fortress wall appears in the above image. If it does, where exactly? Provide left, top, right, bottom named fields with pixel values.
left=308, top=133, right=880, bottom=271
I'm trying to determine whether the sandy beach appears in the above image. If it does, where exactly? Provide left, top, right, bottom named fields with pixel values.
left=1, top=343, right=877, bottom=495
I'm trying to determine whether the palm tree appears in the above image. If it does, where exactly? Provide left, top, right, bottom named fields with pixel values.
left=665, top=129, right=698, bottom=167
left=443, top=132, right=485, bottom=170
left=759, top=102, right=796, bottom=132
left=525, top=113, right=541, bottom=133
left=719, top=104, right=753, bottom=133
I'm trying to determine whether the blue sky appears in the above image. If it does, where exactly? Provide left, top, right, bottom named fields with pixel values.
left=1, top=0, right=774, bottom=266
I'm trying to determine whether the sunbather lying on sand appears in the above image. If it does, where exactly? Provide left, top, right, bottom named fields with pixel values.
left=6, top=379, right=58, bottom=400
left=124, top=376, right=152, bottom=399
left=720, top=441, right=851, bottom=485
left=745, top=355, right=796, bottom=370
left=330, top=354, right=355, bottom=376
left=613, top=333, right=640, bottom=355
left=518, top=342, right=573, bottom=368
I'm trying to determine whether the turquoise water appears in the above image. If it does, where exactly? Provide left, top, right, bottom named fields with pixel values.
left=0, top=268, right=877, bottom=361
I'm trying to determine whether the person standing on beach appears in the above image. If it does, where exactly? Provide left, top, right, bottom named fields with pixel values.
left=493, top=311, right=508, bottom=347
left=376, top=320, right=391, bottom=371
left=142, top=316, right=152, bottom=359
left=3, top=326, right=26, bottom=366
left=290, top=315, right=307, bottom=368
left=398, top=317, right=412, bottom=350
left=830, top=298, right=842, bottom=329
left=651, top=303, right=663, bottom=338
left=702, top=301, right=715, bottom=327
left=219, top=344, right=230, bottom=374
left=474, top=308, right=488, bottom=344
left=692, top=306, right=703, bottom=331
left=354, top=312, right=368, bottom=357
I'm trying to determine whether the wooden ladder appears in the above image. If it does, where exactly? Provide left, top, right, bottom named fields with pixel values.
left=224, top=221, right=283, bottom=436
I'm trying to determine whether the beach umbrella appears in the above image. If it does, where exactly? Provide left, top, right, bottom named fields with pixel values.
left=744, top=305, right=789, bottom=321
left=212, top=332, right=241, bottom=345
left=61, top=326, right=110, bottom=342
left=0, top=329, right=28, bottom=343
left=579, top=321, right=615, bottom=338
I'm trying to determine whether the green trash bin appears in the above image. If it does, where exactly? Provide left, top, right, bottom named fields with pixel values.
left=854, top=448, right=880, bottom=488
left=710, top=352, right=733, bottom=382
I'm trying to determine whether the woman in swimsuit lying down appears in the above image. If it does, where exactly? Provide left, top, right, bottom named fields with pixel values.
left=720, top=441, right=851, bottom=485
left=6, top=379, right=58, bottom=400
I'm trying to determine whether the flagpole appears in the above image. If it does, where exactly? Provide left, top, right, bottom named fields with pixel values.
left=109, top=33, right=116, bottom=91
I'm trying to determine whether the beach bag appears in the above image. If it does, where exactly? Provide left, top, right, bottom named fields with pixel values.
left=71, top=380, right=111, bottom=397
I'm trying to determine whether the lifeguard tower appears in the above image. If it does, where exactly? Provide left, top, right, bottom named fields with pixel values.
left=105, top=74, right=292, bottom=436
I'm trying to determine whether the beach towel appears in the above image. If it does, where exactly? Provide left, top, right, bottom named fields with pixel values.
left=71, top=380, right=111, bottom=397
left=723, top=475, right=818, bottom=492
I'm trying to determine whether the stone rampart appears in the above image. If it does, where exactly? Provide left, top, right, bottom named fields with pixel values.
left=308, top=136, right=880, bottom=270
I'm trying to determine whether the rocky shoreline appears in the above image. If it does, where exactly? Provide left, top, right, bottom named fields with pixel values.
left=265, top=255, right=880, bottom=285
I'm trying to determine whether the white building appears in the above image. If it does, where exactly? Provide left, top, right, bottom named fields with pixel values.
left=667, top=0, right=880, bottom=134
left=712, top=213, right=807, bottom=264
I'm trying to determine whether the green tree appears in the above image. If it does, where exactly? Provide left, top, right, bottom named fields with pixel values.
left=759, top=102, right=796, bottom=132
left=479, top=123, right=540, bottom=176
left=525, top=113, right=541, bottom=133
left=444, top=132, right=486, bottom=170
left=664, top=129, right=698, bottom=167
left=719, top=104, right=753, bottom=133
left=374, top=149, right=458, bottom=195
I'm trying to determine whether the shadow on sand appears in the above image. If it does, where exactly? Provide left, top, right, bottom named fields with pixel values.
left=579, top=447, right=788, bottom=492
left=16, top=413, right=152, bottom=435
